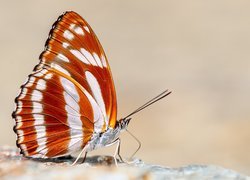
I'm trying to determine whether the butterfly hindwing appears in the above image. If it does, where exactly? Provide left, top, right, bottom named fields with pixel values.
left=13, top=11, right=117, bottom=158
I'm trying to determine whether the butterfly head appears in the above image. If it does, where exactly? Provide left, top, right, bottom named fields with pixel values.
left=117, top=118, right=132, bottom=131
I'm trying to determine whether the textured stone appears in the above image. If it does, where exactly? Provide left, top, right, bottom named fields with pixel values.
left=0, top=146, right=248, bottom=180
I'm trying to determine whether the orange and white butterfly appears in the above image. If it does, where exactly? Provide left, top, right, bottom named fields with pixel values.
left=12, top=11, right=171, bottom=164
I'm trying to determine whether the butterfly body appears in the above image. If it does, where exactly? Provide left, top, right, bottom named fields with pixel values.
left=87, top=128, right=119, bottom=151
left=86, top=118, right=130, bottom=151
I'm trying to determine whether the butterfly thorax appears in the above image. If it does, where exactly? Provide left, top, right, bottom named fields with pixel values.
left=86, top=118, right=131, bottom=152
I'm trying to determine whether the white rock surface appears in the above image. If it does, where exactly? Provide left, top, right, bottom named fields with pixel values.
left=0, top=146, right=248, bottom=180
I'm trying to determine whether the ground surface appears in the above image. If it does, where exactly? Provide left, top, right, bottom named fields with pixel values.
left=0, top=146, right=248, bottom=180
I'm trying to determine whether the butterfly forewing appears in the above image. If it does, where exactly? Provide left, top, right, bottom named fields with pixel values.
left=13, top=11, right=117, bottom=158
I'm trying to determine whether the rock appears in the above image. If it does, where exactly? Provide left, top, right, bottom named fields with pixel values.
left=0, top=146, right=248, bottom=180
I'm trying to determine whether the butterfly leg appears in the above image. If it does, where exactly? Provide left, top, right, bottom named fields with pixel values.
left=116, top=139, right=124, bottom=163
left=105, top=138, right=123, bottom=165
left=126, top=129, right=141, bottom=161
left=112, top=138, right=124, bottom=165
left=80, top=152, right=88, bottom=164
left=71, top=146, right=88, bottom=166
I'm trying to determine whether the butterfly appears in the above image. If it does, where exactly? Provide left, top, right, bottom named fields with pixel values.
left=12, top=11, right=171, bottom=165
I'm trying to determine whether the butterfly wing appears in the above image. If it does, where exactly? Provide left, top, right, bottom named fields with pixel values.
left=13, top=11, right=117, bottom=158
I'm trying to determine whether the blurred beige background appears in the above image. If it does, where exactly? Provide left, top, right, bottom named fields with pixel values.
left=0, top=0, right=250, bottom=175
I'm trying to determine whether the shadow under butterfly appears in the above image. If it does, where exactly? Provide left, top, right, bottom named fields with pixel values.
left=12, top=11, right=171, bottom=165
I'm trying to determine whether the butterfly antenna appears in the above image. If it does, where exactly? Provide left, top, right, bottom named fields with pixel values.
left=123, top=89, right=172, bottom=119
left=125, top=129, right=141, bottom=160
